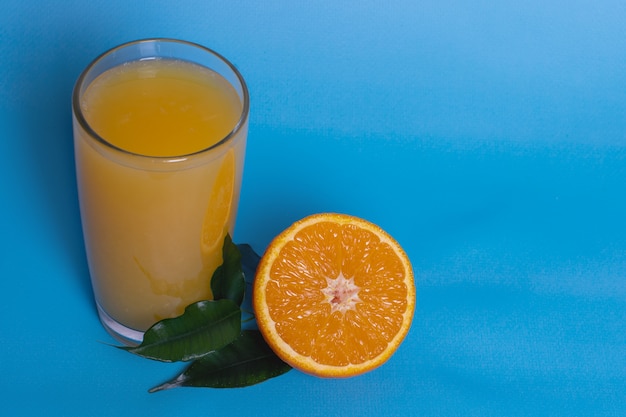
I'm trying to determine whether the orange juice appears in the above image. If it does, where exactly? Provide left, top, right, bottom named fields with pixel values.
left=74, top=56, right=247, bottom=336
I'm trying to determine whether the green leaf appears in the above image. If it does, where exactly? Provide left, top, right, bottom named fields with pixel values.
left=237, top=243, right=261, bottom=285
left=149, top=330, right=292, bottom=392
left=119, top=299, right=241, bottom=362
left=211, top=234, right=245, bottom=305
left=115, top=238, right=291, bottom=390
left=237, top=243, right=261, bottom=329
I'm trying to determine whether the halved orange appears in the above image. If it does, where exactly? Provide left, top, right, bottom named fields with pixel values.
left=253, top=213, right=415, bottom=377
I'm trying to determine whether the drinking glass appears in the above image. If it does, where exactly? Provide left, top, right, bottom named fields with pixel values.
left=72, top=39, right=249, bottom=345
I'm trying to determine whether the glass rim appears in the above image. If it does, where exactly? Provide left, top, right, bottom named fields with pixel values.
left=72, top=38, right=250, bottom=162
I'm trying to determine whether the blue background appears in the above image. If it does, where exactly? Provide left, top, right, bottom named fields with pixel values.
left=2, top=1, right=626, bottom=415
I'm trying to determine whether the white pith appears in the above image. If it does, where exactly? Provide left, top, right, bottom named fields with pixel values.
left=321, top=272, right=362, bottom=314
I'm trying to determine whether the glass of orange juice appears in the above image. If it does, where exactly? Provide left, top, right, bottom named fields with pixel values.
left=72, top=39, right=249, bottom=345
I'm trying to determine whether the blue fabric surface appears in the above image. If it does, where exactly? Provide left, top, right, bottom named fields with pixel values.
left=1, top=1, right=625, bottom=416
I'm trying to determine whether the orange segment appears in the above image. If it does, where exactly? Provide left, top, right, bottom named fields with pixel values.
left=253, top=213, right=415, bottom=377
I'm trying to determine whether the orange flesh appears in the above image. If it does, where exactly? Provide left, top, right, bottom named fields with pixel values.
left=265, top=221, right=410, bottom=367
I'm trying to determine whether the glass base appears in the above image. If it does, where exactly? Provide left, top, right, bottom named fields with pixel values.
left=96, top=303, right=144, bottom=346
